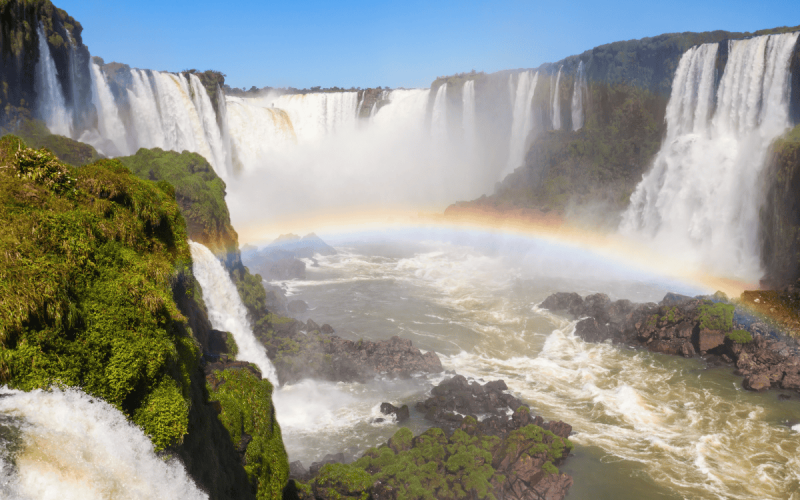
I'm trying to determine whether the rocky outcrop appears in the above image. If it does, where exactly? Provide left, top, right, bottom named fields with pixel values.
left=255, top=314, right=443, bottom=385
left=241, top=233, right=336, bottom=281
left=541, top=291, right=800, bottom=395
left=415, top=375, right=527, bottom=434
left=379, top=402, right=410, bottom=423
left=295, top=405, right=575, bottom=500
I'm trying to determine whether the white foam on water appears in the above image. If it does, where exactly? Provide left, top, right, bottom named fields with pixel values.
left=0, top=387, right=206, bottom=500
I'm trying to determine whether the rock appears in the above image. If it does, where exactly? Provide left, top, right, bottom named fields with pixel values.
left=697, top=329, right=726, bottom=353
left=288, top=300, right=308, bottom=314
left=379, top=402, right=410, bottom=422
left=778, top=394, right=793, bottom=401
left=236, top=432, right=253, bottom=462
left=540, top=292, right=584, bottom=316
left=320, top=323, right=334, bottom=334
left=574, top=317, right=611, bottom=343
left=306, top=319, right=320, bottom=332
left=203, top=360, right=262, bottom=390
left=309, top=452, right=345, bottom=477
left=743, top=373, right=771, bottom=392
left=289, top=460, right=310, bottom=481
left=416, top=375, right=527, bottom=434
left=781, top=372, right=800, bottom=390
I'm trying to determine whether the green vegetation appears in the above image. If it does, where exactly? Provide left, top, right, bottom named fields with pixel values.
left=726, top=329, right=753, bottom=344
left=697, top=302, right=735, bottom=331
left=0, top=136, right=196, bottom=450
left=2, top=119, right=101, bottom=166
left=230, top=265, right=268, bottom=320
left=183, top=69, right=226, bottom=114
left=312, top=463, right=373, bottom=500
left=206, top=368, right=289, bottom=499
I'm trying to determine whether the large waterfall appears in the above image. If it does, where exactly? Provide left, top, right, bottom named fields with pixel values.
left=620, top=32, right=800, bottom=280
left=0, top=387, right=206, bottom=500
left=571, top=61, right=587, bottom=131
left=505, top=71, right=539, bottom=176
left=189, top=241, right=279, bottom=384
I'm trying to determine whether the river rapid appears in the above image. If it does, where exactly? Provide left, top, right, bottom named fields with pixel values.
left=266, top=228, right=800, bottom=500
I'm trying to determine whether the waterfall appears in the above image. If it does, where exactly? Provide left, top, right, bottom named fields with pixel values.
left=189, top=241, right=279, bottom=384
left=217, top=84, right=237, bottom=175
left=431, top=83, right=448, bottom=140
left=126, top=69, right=166, bottom=150
left=571, top=61, right=587, bottom=131
left=552, top=66, right=563, bottom=130
left=88, top=61, right=129, bottom=156
left=505, top=71, right=539, bottom=175
left=462, top=80, right=476, bottom=145
left=271, top=92, right=359, bottom=143
left=35, top=24, right=72, bottom=137
left=620, top=32, right=800, bottom=280
left=356, top=91, right=365, bottom=119
left=0, top=387, right=207, bottom=500
left=224, top=96, right=297, bottom=172
left=188, top=74, right=229, bottom=179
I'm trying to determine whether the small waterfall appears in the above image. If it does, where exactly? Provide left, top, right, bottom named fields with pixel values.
left=0, top=387, right=207, bottom=500
left=431, top=83, right=448, bottom=140
left=462, top=80, right=476, bottom=145
left=620, top=32, right=800, bottom=280
left=224, top=96, right=297, bottom=172
left=552, top=66, right=563, bottom=130
left=505, top=71, right=539, bottom=175
left=217, top=84, right=237, bottom=175
left=189, top=241, right=278, bottom=384
left=126, top=69, right=166, bottom=150
left=35, top=24, right=72, bottom=137
left=88, top=61, right=129, bottom=156
left=188, top=74, right=229, bottom=179
left=356, top=91, right=365, bottom=119
left=571, top=61, right=587, bottom=131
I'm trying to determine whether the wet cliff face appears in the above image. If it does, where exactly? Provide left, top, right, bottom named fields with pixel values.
left=0, top=0, right=92, bottom=128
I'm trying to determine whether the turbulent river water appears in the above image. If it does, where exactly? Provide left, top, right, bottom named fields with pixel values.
left=265, top=228, right=800, bottom=500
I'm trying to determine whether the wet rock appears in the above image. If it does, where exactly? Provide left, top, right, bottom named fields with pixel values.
left=778, top=393, right=793, bottom=401
left=416, top=375, right=527, bottom=434
left=289, top=460, right=310, bottom=481
left=380, top=402, right=410, bottom=422
left=306, top=319, right=320, bottom=332
left=309, top=452, right=345, bottom=477
left=203, top=360, right=262, bottom=390
left=320, top=323, right=334, bottom=334
left=697, top=329, right=726, bottom=353
left=743, top=373, right=771, bottom=392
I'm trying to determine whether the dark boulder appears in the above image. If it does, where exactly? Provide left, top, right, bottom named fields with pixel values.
left=379, top=402, right=410, bottom=422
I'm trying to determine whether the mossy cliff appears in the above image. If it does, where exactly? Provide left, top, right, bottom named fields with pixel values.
left=2, top=118, right=101, bottom=165
left=761, top=124, right=800, bottom=288
left=0, top=137, right=290, bottom=499
left=0, top=0, right=92, bottom=128
left=117, top=147, right=269, bottom=324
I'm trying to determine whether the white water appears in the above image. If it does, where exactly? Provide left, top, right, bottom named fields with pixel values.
left=272, top=92, right=360, bottom=143
left=620, top=32, right=800, bottom=281
left=189, top=241, right=278, bottom=384
left=431, top=83, right=448, bottom=140
left=35, top=24, right=72, bottom=137
left=0, top=387, right=206, bottom=500
left=552, top=66, right=563, bottom=130
left=188, top=74, right=230, bottom=175
left=462, top=80, right=476, bottom=146
left=88, top=61, right=128, bottom=156
left=505, top=71, right=539, bottom=176
left=263, top=230, right=800, bottom=499
left=571, top=61, right=587, bottom=131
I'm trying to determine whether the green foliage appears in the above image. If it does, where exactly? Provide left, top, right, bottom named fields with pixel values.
left=117, top=148, right=238, bottom=258
left=207, top=368, right=289, bottom=499
left=225, top=332, right=239, bottom=358
left=0, top=136, right=196, bottom=450
left=3, top=119, right=101, bottom=166
left=313, top=463, right=373, bottom=500
left=726, top=329, right=753, bottom=344
left=697, top=302, right=735, bottom=331
left=230, top=266, right=268, bottom=320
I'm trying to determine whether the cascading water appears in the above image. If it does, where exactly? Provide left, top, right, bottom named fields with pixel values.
left=571, top=60, right=587, bottom=131
left=552, top=66, right=563, bottom=130
left=88, top=61, right=129, bottom=156
left=188, top=74, right=229, bottom=176
left=505, top=71, right=539, bottom=176
left=0, top=387, right=207, bottom=500
left=462, top=80, right=476, bottom=146
left=271, top=92, right=359, bottom=143
left=620, top=32, right=800, bottom=281
left=126, top=69, right=166, bottom=150
left=189, top=241, right=278, bottom=384
left=431, top=83, right=448, bottom=140
left=35, top=24, right=72, bottom=137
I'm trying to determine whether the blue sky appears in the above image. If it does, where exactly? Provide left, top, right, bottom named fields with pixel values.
left=57, top=0, right=800, bottom=90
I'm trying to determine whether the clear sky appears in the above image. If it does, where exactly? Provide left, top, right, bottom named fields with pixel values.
left=56, top=0, right=800, bottom=90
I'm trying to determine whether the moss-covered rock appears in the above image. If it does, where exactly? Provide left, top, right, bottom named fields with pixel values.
left=206, top=367, right=290, bottom=499
left=2, top=119, right=101, bottom=166
left=0, top=136, right=195, bottom=450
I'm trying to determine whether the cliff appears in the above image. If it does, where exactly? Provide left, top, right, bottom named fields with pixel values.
left=0, top=0, right=92, bottom=128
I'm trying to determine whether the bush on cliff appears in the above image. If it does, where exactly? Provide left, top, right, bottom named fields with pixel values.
left=2, top=119, right=101, bottom=166
left=207, top=368, right=289, bottom=499
left=0, top=136, right=196, bottom=450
